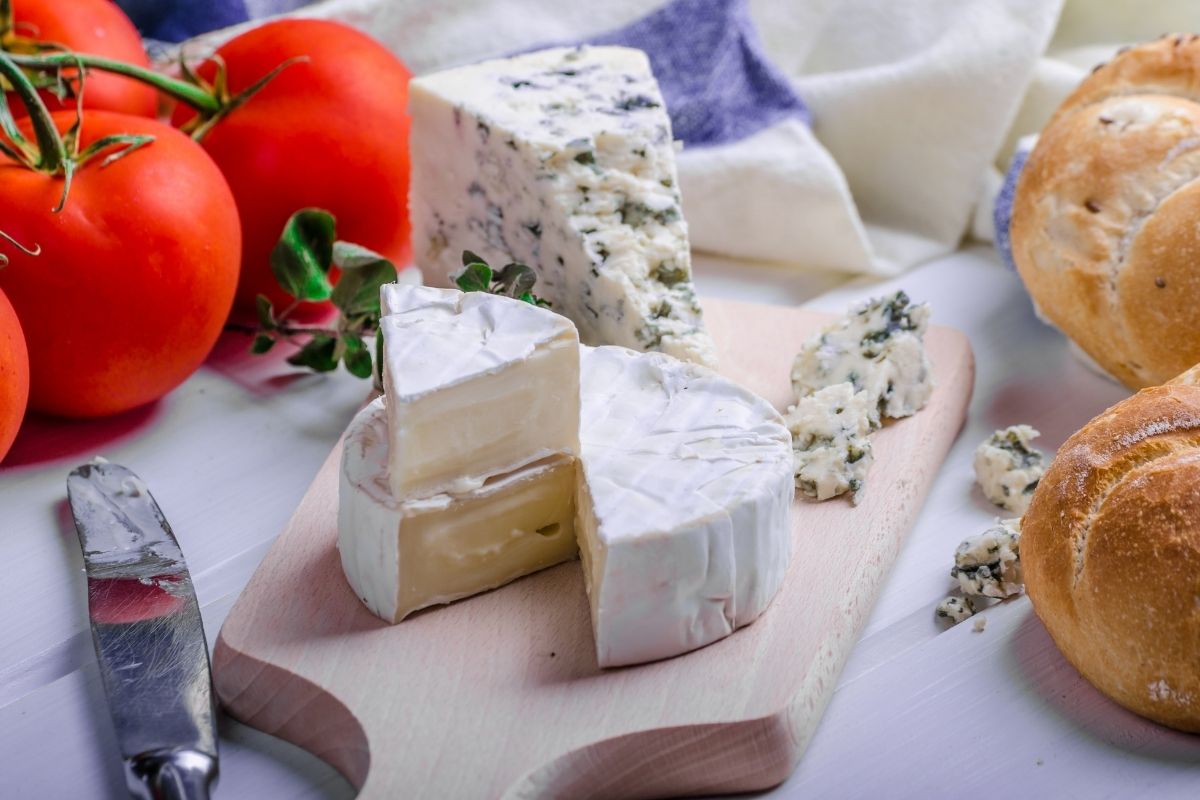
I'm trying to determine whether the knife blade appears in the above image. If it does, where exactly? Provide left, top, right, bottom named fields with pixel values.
left=67, top=459, right=219, bottom=800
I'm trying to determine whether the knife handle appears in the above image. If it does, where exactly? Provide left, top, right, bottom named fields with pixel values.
left=125, top=749, right=218, bottom=800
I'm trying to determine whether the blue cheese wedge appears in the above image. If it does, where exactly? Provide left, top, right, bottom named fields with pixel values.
left=973, top=425, right=1045, bottom=515
left=951, top=518, right=1023, bottom=599
left=408, top=45, right=717, bottom=368
left=785, top=383, right=874, bottom=503
left=791, top=291, right=933, bottom=427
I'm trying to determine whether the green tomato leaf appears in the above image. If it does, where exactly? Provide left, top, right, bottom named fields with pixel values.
left=250, top=333, right=276, bottom=354
left=271, top=209, right=336, bottom=301
left=342, top=333, right=373, bottom=379
left=330, top=241, right=397, bottom=317
left=494, top=262, right=537, bottom=298
left=286, top=333, right=339, bottom=372
left=455, top=261, right=492, bottom=293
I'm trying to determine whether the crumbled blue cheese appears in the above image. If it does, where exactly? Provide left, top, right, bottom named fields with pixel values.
left=935, top=595, right=975, bottom=624
left=951, top=518, right=1023, bottom=599
left=791, top=291, right=933, bottom=427
left=408, top=46, right=716, bottom=368
left=973, top=425, right=1045, bottom=515
left=785, top=383, right=873, bottom=503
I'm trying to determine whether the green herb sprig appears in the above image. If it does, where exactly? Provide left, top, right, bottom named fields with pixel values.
left=456, top=251, right=550, bottom=307
left=238, top=208, right=397, bottom=388
left=240, top=212, right=550, bottom=386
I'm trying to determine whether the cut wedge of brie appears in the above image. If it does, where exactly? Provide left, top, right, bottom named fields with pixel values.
left=378, top=285, right=580, bottom=498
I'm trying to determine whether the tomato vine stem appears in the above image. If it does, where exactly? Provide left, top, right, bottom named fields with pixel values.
left=8, top=51, right=308, bottom=141
left=8, top=52, right=222, bottom=115
left=0, top=51, right=156, bottom=213
left=0, top=50, right=66, bottom=173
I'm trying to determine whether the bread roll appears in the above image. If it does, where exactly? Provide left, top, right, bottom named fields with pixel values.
left=1011, top=35, right=1200, bottom=389
left=1022, top=384, right=1200, bottom=732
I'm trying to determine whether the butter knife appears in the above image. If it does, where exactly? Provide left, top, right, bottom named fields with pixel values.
left=67, top=460, right=219, bottom=800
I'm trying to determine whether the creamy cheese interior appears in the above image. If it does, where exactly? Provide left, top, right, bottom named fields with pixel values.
left=338, top=398, right=578, bottom=623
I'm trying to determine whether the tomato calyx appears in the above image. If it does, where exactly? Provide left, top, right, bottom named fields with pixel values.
left=0, top=51, right=154, bottom=212
left=174, top=51, right=309, bottom=139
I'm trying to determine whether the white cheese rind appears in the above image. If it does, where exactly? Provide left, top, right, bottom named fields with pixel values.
left=338, top=397, right=578, bottom=623
left=972, top=425, right=1045, bottom=515
left=791, top=292, right=933, bottom=427
left=408, top=46, right=717, bottom=369
left=379, top=284, right=580, bottom=498
left=785, top=382, right=874, bottom=503
left=576, top=346, right=794, bottom=667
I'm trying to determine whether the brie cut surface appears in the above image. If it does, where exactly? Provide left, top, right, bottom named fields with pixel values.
left=408, top=45, right=717, bottom=368
left=575, top=346, right=794, bottom=667
left=379, top=284, right=580, bottom=499
left=338, top=397, right=579, bottom=623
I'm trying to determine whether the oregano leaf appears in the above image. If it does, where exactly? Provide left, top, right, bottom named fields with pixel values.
left=250, top=333, right=275, bottom=354
left=331, top=241, right=397, bottom=317
left=255, top=294, right=276, bottom=329
left=455, top=261, right=492, bottom=293
left=286, top=333, right=338, bottom=372
left=494, top=262, right=537, bottom=298
left=342, top=333, right=373, bottom=379
left=271, top=208, right=336, bottom=301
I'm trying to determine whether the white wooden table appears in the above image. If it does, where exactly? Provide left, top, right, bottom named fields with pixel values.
left=3, top=244, right=1198, bottom=798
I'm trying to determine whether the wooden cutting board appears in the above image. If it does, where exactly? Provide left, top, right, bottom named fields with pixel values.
left=213, top=298, right=974, bottom=798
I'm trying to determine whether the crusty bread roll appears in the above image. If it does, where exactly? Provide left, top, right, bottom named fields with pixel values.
left=1011, top=34, right=1200, bottom=389
left=1022, top=384, right=1200, bottom=732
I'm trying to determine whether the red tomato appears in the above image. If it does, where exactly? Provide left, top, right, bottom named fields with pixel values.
left=0, top=111, right=241, bottom=418
left=0, top=287, right=29, bottom=461
left=6, top=0, right=157, bottom=117
left=172, top=20, right=411, bottom=318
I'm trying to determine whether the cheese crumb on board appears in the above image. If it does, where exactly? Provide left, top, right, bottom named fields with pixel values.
left=791, top=291, right=934, bottom=428
left=785, top=383, right=874, bottom=503
left=972, top=616, right=988, bottom=633
left=973, top=425, right=1045, bottom=514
